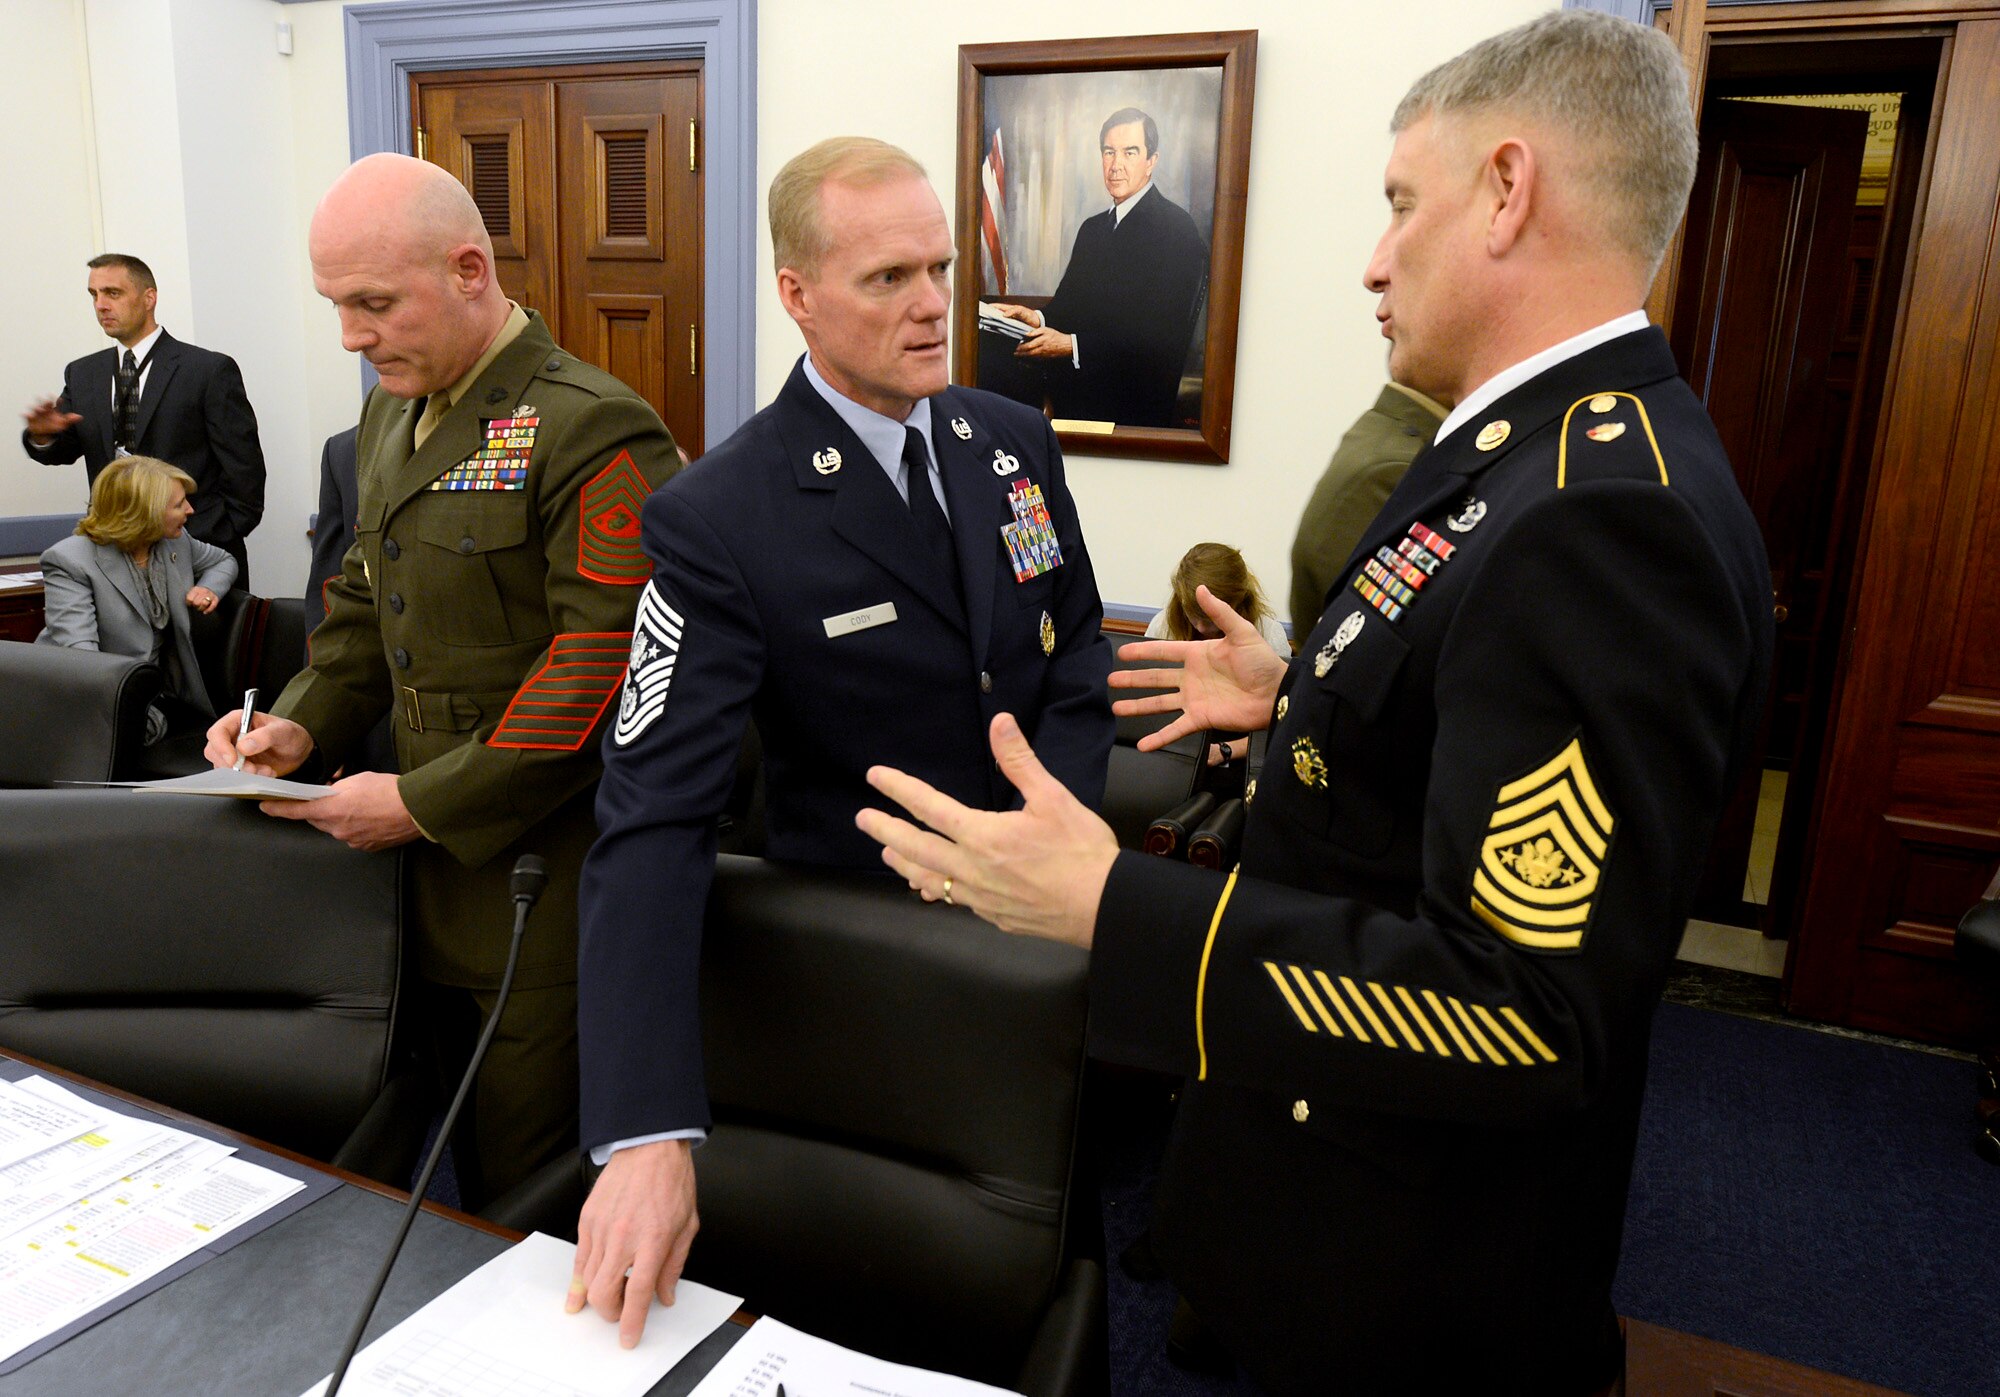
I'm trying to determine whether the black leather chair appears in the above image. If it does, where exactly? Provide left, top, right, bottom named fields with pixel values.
left=0, top=788, right=429, bottom=1184
left=1956, top=871, right=2000, bottom=1165
left=1101, top=630, right=1200, bottom=850
left=0, top=640, right=162, bottom=786
left=488, top=856, right=1105, bottom=1397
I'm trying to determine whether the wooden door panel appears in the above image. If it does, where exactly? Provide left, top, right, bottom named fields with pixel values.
left=1672, top=98, right=1868, bottom=921
left=415, top=79, right=557, bottom=324
left=587, top=293, right=669, bottom=416
left=1786, top=20, right=2000, bottom=1045
left=557, top=72, right=704, bottom=454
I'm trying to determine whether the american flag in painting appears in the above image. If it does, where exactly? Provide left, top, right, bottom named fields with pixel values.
left=980, top=127, right=1009, bottom=295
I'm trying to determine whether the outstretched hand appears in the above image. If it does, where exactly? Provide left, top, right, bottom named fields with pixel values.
left=1110, top=585, right=1289, bottom=751
left=857, top=713, right=1118, bottom=948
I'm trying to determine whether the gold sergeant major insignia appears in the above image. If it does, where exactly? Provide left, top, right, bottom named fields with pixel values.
left=1470, top=736, right=1616, bottom=953
left=1039, top=610, right=1055, bottom=656
left=1291, top=736, right=1327, bottom=791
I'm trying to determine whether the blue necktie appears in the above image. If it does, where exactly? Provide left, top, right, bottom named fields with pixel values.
left=903, top=426, right=964, bottom=610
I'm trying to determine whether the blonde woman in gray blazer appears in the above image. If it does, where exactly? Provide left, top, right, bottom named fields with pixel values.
left=37, top=454, right=237, bottom=739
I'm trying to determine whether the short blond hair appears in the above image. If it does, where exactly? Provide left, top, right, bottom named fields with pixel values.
left=76, top=456, right=195, bottom=553
left=1392, top=8, right=1697, bottom=274
left=769, top=137, right=928, bottom=276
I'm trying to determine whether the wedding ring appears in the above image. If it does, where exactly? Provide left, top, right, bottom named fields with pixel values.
left=942, top=877, right=954, bottom=906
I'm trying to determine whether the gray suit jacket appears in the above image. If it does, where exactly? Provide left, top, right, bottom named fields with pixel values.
left=36, top=533, right=237, bottom=713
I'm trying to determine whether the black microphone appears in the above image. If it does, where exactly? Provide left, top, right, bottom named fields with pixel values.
left=323, top=855, right=547, bottom=1396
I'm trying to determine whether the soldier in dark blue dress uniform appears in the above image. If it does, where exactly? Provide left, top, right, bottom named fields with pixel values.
left=567, top=137, right=1113, bottom=1344
left=861, top=13, right=1774, bottom=1393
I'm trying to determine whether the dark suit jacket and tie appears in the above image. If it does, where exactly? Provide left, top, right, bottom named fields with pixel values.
left=578, top=359, right=1115, bottom=1150
left=306, top=427, right=360, bottom=634
left=1040, top=186, right=1208, bottom=428
left=22, top=331, right=267, bottom=579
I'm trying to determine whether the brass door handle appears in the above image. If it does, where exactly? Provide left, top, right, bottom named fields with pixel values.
left=1774, top=603, right=1790, bottom=623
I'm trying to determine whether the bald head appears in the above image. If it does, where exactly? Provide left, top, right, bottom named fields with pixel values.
left=310, top=153, right=512, bottom=398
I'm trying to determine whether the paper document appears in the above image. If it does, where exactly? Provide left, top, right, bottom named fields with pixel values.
left=69, top=768, right=335, bottom=800
left=0, top=1125, right=301, bottom=1363
left=977, top=302, right=1032, bottom=341
left=687, top=1317, right=1023, bottom=1397
left=0, top=1080, right=102, bottom=1173
left=300, top=1231, right=741, bottom=1397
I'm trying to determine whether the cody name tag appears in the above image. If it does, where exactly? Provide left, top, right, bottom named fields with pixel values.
left=822, top=602, right=899, bottom=638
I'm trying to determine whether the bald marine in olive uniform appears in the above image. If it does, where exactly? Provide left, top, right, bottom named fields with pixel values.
left=207, top=153, right=681, bottom=1207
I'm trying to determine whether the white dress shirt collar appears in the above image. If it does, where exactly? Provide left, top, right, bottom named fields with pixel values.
left=1434, top=310, right=1650, bottom=444
left=1111, top=181, right=1154, bottom=226
left=120, top=324, right=165, bottom=365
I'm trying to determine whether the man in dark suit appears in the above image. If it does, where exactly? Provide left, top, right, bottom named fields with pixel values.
left=567, top=136, right=1114, bottom=1344
left=22, top=254, right=266, bottom=585
left=861, top=12, right=1773, bottom=1393
left=304, top=426, right=359, bottom=634
left=990, top=107, right=1208, bottom=428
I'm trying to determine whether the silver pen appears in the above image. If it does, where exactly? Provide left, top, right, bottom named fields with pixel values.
left=231, top=688, right=260, bottom=771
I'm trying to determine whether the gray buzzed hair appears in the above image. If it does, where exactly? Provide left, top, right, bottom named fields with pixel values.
left=1393, top=8, right=1697, bottom=273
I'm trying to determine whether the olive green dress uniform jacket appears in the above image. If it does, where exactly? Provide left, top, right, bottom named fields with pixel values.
left=275, top=313, right=679, bottom=990
left=1287, top=384, right=1444, bottom=633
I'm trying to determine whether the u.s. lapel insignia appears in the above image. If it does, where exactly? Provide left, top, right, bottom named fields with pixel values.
left=991, top=448, right=1020, bottom=476
left=951, top=416, right=973, bottom=440
left=1447, top=495, right=1487, bottom=533
left=1313, top=611, right=1364, bottom=677
left=1475, top=419, right=1511, bottom=451
left=1291, top=736, right=1328, bottom=791
left=1039, top=610, right=1055, bottom=656
left=1588, top=393, right=1618, bottom=413
left=1586, top=421, right=1626, bottom=443
left=812, top=447, right=843, bottom=475
left=1469, top=736, right=1616, bottom=953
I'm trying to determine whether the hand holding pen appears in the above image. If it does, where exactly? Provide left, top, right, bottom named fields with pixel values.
left=231, top=688, right=259, bottom=771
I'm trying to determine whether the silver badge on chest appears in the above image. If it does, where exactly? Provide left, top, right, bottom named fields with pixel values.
left=1447, top=495, right=1487, bottom=533
left=1313, top=611, right=1365, bottom=677
left=991, top=449, right=1020, bottom=476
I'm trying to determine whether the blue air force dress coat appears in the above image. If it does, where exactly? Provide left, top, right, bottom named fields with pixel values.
left=1087, top=328, right=1774, bottom=1394
left=578, top=361, right=1115, bottom=1150
left=1039, top=188, right=1208, bottom=429
left=22, top=332, right=267, bottom=566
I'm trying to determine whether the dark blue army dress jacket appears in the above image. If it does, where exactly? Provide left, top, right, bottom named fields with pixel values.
left=578, top=360, right=1114, bottom=1151
left=1088, top=327, right=1774, bottom=1394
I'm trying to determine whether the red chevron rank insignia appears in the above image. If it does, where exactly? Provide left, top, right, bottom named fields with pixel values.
left=487, top=632, right=632, bottom=750
left=578, top=450, right=653, bottom=584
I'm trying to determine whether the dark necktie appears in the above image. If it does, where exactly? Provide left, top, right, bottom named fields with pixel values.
left=903, top=426, right=964, bottom=611
left=114, top=350, right=140, bottom=451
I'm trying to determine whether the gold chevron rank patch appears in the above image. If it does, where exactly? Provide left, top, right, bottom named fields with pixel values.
left=1470, top=737, right=1615, bottom=952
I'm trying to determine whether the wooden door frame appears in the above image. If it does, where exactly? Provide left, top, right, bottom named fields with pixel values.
left=344, top=0, right=755, bottom=447
left=1606, top=0, right=2000, bottom=1039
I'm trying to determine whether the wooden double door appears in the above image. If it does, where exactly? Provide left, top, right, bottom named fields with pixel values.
left=414, top=61, right=705, bottom=454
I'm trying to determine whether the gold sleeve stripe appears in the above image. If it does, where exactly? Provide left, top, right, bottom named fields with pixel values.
left=1423, top=989, right=1479, bottom=1062
left=1557, top=391, right=1669, bottom=489
left=1395, top=985, right=1451, bottom=1056
left=1339, top=975, right=1396, bottom=1048
left=1264, top=961, right=1318, bottom=1033
left=1500, top=1007, right=1560, bottom=1063
left=1314, top=970, right=1371, bottom=1042
left=1472, top=1003, right=1535, bottom=1065
left=1496, top=739, right=1615, bottom=831
left=1289, top=965, right=1346, bottom=1036
left=1368, top=981, right=1426, bottom=1052
left=1448, top=996, right=1507, bottom=1065
left=1194, top=871, right=1240, bottom=1082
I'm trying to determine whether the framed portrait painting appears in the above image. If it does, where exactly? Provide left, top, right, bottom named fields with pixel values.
left=954, top=31, right=1257, bottom=464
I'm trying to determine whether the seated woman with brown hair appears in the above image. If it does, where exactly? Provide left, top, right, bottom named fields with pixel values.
left=1146, top=541, right=1290, bottom=770
left=37, top=454, right=237, bottom=745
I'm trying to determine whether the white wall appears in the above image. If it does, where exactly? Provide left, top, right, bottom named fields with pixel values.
left=755, top=0, right=1548, bottom=618
left=0, top=0, right=105, bottom=520
left=5, top=0, right=1549, bottom=612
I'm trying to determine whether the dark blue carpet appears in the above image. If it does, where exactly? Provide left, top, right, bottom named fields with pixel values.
left=1098, top=1001, right=2000, bottom=1396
